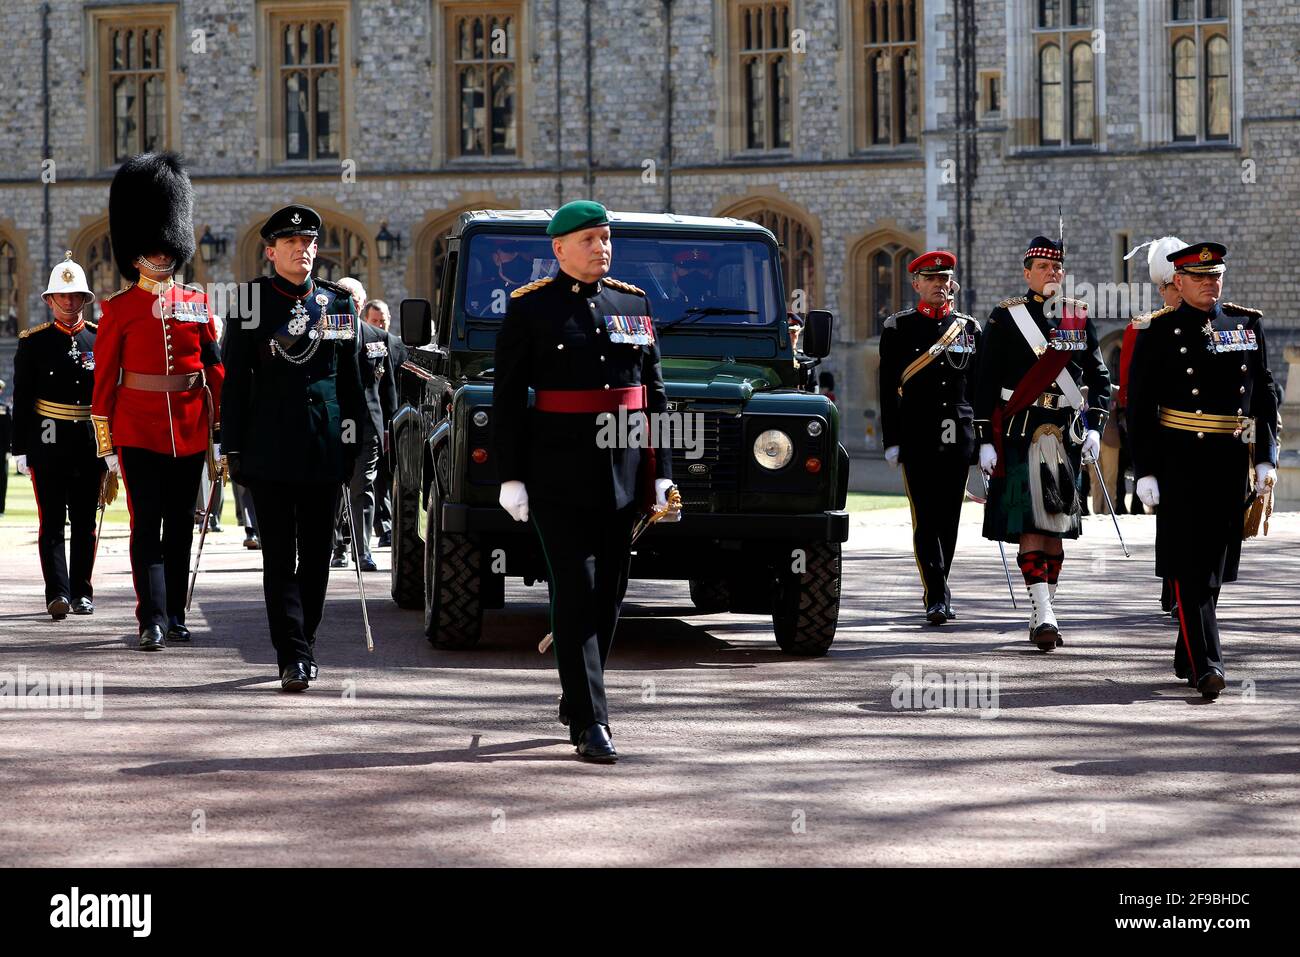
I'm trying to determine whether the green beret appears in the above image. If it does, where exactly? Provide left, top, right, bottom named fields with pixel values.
left=547, top=200, right=610, bottom=237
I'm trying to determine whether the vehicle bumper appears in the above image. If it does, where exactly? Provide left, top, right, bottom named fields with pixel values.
left=443, top=504, right=850, bottom=543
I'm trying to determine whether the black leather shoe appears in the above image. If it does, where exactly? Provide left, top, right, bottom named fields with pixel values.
left=48, top=596, right=71, bottom=620
left=244, top=532, right=261, bottom=550
left=944, top=605, right=957, bottom=621
left=208, top=518, right=223, bottom=532
left=557, top=695, right=569, bottom=727
left=925, top=603, right=947, bottom=626
left=377, top=532, right=392, bottom=548
left=1030, top=622, right=1061, bottom=651
left=281, top=663, right=310, bottom=692
left=71, top=597, right=94, bottom=615
left=330, top=549, right=348, bottom=568
left=576, top=723, right=618, bottom=763
left=166, top=620, right=191, bottom=643
left=138, top=625, right=165, bottom=651
left=360, top=555, right=378, bottom=572
left=1197, top=669, right=1226, bottom=700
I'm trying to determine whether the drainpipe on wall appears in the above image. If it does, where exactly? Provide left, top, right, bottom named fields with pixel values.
left=41, top=2, right=52, bottom=276
left=584, top=0, right=593, bottom=198
left=959, top=0, right=978, bottom=312
left=554, top=0, right=563, bottom=207
left=663, top=0, right=674, bottom=213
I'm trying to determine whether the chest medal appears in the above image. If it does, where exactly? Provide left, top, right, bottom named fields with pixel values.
left=603, top=314, right=655, bottom=346
left=287, top=299, right=310, bottom=337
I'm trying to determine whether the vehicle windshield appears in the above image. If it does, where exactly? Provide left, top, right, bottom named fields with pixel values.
left=460, top=232, right=783, bottom=327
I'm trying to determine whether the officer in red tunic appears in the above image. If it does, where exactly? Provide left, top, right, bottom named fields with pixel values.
left=90, top=152, right=224, bottom=651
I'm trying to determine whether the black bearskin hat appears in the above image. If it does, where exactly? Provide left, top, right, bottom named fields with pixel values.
left=109, top=151, right=196, bottom=281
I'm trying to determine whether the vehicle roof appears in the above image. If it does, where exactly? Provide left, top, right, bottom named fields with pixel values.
left=450, top=208, right=776, bottom=241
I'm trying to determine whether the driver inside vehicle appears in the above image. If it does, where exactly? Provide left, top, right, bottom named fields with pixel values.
left=671, top=247, right=717, bottom=305
left=466, top=239, right=539, bottom=316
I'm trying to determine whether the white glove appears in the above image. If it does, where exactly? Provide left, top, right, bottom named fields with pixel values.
left=1081, top=429, right=1101, bottom=465
left=498, top=480, right=529, bottom=522
left=654, top=478, right=674, bottom=507
left=14, top=454, right=27, bottom=475
left=105, top=453, right=120, bottom=476
left=1256, top=463, right=1277, bottom=490
left=978, top=443, right=997, bottom=475
left=884, top=446, right=900, bottom=468
left=1137, top=475, right=1160, bottom=507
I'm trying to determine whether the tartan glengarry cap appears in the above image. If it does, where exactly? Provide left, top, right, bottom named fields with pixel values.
left=1167, top=241, right=1227, bottom=276
left=1023, top=235, right=1064, bottom=264
left=547, top=200, right=610, bottom=237
left=908, top=250, right=957, bottom=275
left=261, top=204, right=321, bottom=243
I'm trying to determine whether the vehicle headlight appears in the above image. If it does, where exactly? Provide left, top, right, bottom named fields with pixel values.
left=753, top=429, right=794, bottom=470
left=806, top=420, right=823, bottom=437
left=472, top=410, right=489, bottom=427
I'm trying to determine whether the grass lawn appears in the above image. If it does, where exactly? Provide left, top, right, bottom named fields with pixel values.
left=845, top=492, right=907, bottom=512
left=0, top=463, right=238, bottom=529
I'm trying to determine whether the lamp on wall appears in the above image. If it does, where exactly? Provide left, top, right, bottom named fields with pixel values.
left=376, top=223, right=401, bottom=262
left=198, top=226, right=227, bottom=265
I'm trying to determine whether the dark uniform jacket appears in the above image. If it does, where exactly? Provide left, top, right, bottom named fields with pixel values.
left=358, top=320, right=398, bottom=442
left=1127, top=300, right=1278, bottom=587
left=221, top=274, right=365, bottom=485
left=11, top=320, right=104, bottom=469
left=492, top=271, right=672, bottom=511
left=878, top=305, right=981, bottom=463
left=974, top=290, right=1111, bottom=448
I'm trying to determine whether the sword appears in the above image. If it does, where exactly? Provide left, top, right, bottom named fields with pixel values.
left=93, top=488, right=107, bottom=566
left=980, top=471, right=1018, bottom=609
left=341, top=484, right=375, bottom=652
left=1087, top=455, right=1130, bottom=558
left=186, top=473, right=221, bottom=612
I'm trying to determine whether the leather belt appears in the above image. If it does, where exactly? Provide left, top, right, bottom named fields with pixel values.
left=34, top=399, right=91, bottom=421
left=1159, top=407, right=1252, bottom=437
left=1000, top=387, right=1066, bottom=410
left=534, top=386, right=646, bottom=414
left=121, top=370, right=204, bottom=392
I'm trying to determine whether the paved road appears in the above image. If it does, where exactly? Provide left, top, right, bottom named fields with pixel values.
left=1, top=505, right=1297, bottom=866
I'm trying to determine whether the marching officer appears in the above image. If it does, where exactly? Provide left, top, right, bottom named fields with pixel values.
left=12, top=252, right=105, bottom=618
left=878, top=250, right=980, bottom=625
left=1127, top=242, right=1278, bottom=700
left=492, top=200, right=674, bottom=763
left=221, top=204, right=365, bottom=692
left=974, top=235, right=1111, bottom=651
left=91, top=152, right=224, bottom=651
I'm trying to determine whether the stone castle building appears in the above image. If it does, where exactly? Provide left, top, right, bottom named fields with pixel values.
left=1, top=0, right=1297, bottom=466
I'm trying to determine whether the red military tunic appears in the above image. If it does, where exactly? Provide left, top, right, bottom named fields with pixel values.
left=91, top=275, right=224, bottom=457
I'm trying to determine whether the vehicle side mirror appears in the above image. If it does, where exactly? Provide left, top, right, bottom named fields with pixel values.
left=802, top=309, right=833, bottom=359
left=400, top=298, right=432, bottom=347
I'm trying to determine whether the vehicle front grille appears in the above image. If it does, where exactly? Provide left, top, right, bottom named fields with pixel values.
left=669, top=407, right=742, bottom=511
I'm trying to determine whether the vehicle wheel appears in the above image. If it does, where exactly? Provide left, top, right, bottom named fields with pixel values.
left=688, top=577, right=730, bottom=614
left=424, top=483, right=483, bottom=648
left=390, top=467, right=424, bottom=609
left=772, top=542, right=841, bottom=656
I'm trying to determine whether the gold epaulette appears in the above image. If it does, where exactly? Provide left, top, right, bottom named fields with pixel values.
left=603, top=277, right=646, bottom=296
left=998, top=296, right=1027, bottom=309
left=18, top=321, right=51, bottom=338
left=1130, top=304, right=1173, bottom=330
left=101, top=284, right=133, bottom=304
left=1221, top=302, right=1262, bottom=319
left=509, top=276, right=554, bottom=299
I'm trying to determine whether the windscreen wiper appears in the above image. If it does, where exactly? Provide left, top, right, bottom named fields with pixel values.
left=657, top=306, right=758, bottom=331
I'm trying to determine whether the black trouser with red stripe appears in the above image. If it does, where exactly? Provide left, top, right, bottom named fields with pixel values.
left=1172, top=580, right=1223, bottom=684
left=249, top=480, right=339, bottom=672
left=530, top=499, right=637, bottom=741
left=29, top=459, right=101, bottom=604
left=119, top=448, right=205, bottom=632
left=900, top=453, right=969, bottom=609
